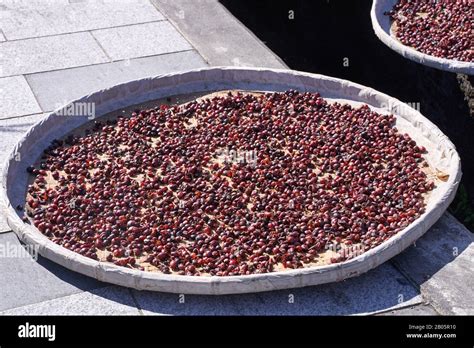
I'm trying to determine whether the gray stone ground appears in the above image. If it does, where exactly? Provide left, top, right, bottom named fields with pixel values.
left=0, top=0, right=472, bottom=315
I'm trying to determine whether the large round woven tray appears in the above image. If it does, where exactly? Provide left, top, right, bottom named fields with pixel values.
left=371, top=0, right=474, bottom=75
left=0, top=67, right=461, bottom=294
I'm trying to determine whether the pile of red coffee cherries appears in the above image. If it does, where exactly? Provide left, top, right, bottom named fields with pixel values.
left=25, top=90, right=433, bottom=276
left=386, top=0, right=473, bottom=62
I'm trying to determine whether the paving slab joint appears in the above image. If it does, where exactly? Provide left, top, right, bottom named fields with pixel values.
left=149, top=0, right=209, bottom=65
left=129, top=289, right=144, bottom=316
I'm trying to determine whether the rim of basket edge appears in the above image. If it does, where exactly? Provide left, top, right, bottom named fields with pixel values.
left=0, top=67, right=462, bottom=285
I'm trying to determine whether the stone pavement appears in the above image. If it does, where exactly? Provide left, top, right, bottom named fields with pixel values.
left=0, top=0, right=472, bottom=315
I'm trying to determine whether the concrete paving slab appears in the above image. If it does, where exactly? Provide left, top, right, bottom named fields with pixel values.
left=0, top=0, right=69, bottom=10
left=151, top=0, right=288, bottom=68
left=0, top=76, right=41, bottom=118
left=133, top=263, right=420, bottom=315
left=0, top=112, right=46, bottom=165
left=0, top=218, right=9, bottom=233
left=0, top=232, right=104, bottom=311
left=377, top=303, right=440, bottom=316
left=0, top=286, right=140, bottom=315
left=392, top=213, right=474, bottom=315
left=0, top=219, right=10, bottom=233
left=0, top=113, right=47, bottom=232
left=364, top=294, right=423, bottom=315
left=91, top=21, right=192, bottom=61
left=26, top=50, right=207, bottom=111
left=0, top=32, right=109, bottom=77
left=0, top=0, right=163, bottom=40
